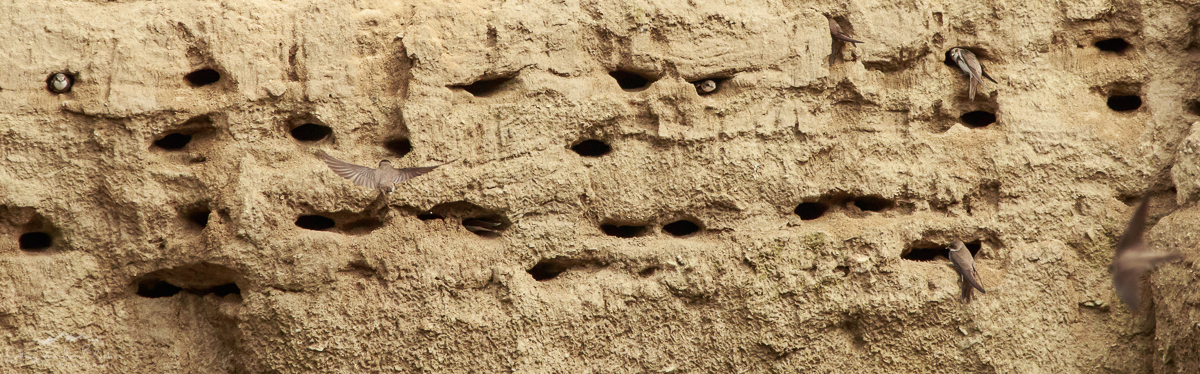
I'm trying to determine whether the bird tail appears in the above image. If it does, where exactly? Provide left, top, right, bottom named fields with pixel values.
left=961, top=276, right=973, bottom=303
left=834, top=33, right=864, bottom=45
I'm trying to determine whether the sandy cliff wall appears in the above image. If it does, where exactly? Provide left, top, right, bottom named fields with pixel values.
left=2, top=0, right=1199, bottom=372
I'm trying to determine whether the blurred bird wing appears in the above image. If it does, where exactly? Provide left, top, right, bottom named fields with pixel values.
left=319, top=151, right=378, bottom=189
left=1112, top=258, right=1145, bottom=310
left=1115, top=197, right=1150, bottom=256
left=389, top=162, right=449, bottom=184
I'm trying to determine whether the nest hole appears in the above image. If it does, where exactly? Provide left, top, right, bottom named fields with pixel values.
left=207, top=283, right=242, bottom=297
left=691, top=78, right=724, bottom=96
left=528, top=258, right=573, bottom=281
left=794, top=202, right=829, bottom=220
left=133, top=263, right=243, bottom=300
left=834, top=266, right=850, bottom=277
left=290, top=123, right=332, bottom=142
left=638, top=266, right=659, bottom=277
left=1187, top=100, right=1200, bottom=116
left=184, top=68, right=221, bottom=87
left=417, top=212, right=444, bottom=221
left=853, top=195, right=894, bottom=212
left=571, top=139, right=612, bottom=157
left=18, top=232, right=52, bottom=251
left=1094, top=38, right=1130, bottom=53
left=136, top=279, right=182, bottom=298
left=153, top=133, right=193, bottom=150
left=453, top=76, right=512, bottom=97
left=385, top=138, right=412, bottom=157
left=901, top=245, right=948, bottom=261
left=662, top=220, right=701, bottom=237
left=295, top=215, right=336, bottom=231
left=186, top=208, right=211, bottom=228
left=1107, top=95, right=1142, bottom=112
left=45, top=72, right=75, bottom=94
left=960, top=111, right=996, bottom=128
left=600, top=223, right=648, bottom=238
left=901, top=240, right=983, bottom=261
left=462, top=217, right=506, bottom=238
left=610, top=70, right=654, bottom=91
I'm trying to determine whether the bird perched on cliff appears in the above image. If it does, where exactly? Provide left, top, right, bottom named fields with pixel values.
left=827, top=17, right=863, bottom=66
left=948, top=48, right=998, bottom=101
left=47, top=72, right=73, bottom=94
left=318, top=150, right=451, bottom=195
left=1111, top=196, right=1184, bottom=312
left=694, top=79, right=717, bottom=94
left=948, top=240, right=986, bottom=303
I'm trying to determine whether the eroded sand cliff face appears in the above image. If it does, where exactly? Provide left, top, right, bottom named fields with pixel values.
left=2, top=0, right=1199, bottom=372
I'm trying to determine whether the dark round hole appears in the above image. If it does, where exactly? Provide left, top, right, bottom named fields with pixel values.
left=794, top=202, right=829, bottom=220
left=571, top=139, right=612, bottom=157
left=901, top=245, right=948, bottom=261
left=834, top=266, right=849, bottom=277
left=1107, top=95, right=1142, bottom=112
left=417, top=212, right=444, bottom=221
left=209, top=283, right=241, bottom=297
left=184, top=68, right=221, bottom=87
left=609, top=70, right=652, bottom=91
left=153, top=133, right=192, bottom=150
left=385, top=138, right=412, bottom=157
left=187, top=209, right=211, bottom=228
left=295, top=215, right=336, bottom=231
left=527, top=258, right=571, bottom=281
left=18, top=232, right=52, bottom=251
left=960, top=111, right=997, bottom=128
left=853, top=195, right=894, bottom=212
left=454, top=77, right=511, bottom=97
left=136, top=279, right=182, bottom=298
left=662, top=220, right=700, bottom=237
left=600, top=223, right=648, bottom=238
left=1187, top=100, right=1200, bottom=116
left=1094, top=38, right=1130, bottom=53
left=45, top=72, right=75, bottom=94
left=964, top=240, right=983, bottom=257
left=638, top=266, right=659, bottom=277
left=290, top=123, right=332, bottom=141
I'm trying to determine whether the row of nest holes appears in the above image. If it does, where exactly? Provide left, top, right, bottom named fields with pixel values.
left=601, top=219, right=702, bottom=238
left=45, top=68, right=221, bottom=94
left=150, top=95, right=1137, bottom=154
left=293, top=213, right=702, bottom=238
left=449, top=70, right=725, bottom=97
left=56, top=39, right=1133, bottom=96
left=794, top=194, right=895, bottom=220
left=524, top=239, right=988, bottom=282
left=132, top=263, right=242, bottom=299
left=18, top=207, right=213, bottom=252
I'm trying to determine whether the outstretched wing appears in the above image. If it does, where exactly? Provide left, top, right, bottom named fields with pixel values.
left=319, top=150, right=378, bottom=189
left=388, top=161, right=452, bottom=185
left=1115, top=197, right=1150, bottom=256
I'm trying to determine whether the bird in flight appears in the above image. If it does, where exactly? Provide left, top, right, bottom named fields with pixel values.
left=1111, top=196, right=1183, bottom=312
left=318, top=150, right=451, bottom=194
